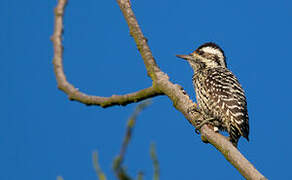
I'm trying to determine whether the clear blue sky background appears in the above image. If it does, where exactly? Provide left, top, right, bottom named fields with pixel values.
left=2, top=0, right=292, bottom=179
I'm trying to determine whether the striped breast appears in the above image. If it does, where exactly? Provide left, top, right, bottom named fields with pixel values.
left=193, top=67, right=249, bottom=142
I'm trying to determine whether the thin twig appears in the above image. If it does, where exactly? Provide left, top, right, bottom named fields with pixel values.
left=92, top=151, right=107, bottom=180
left=119, top=100, right=151, bottom=161
left=56, top=176, right=64, bottom=180
left=136, top=172, right=144, bottom=180
left=113, top=100, right=151, bottom=180
left=150, top=143, right=160, bottom=180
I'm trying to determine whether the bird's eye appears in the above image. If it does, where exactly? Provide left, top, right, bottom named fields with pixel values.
left=197, top=50, right=204, bottom=55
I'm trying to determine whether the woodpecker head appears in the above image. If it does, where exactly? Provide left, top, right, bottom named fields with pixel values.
left=176, top=42, right=227, bottom=71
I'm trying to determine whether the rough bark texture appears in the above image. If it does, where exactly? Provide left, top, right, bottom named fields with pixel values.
left=51, top=0, right=267, bottom=179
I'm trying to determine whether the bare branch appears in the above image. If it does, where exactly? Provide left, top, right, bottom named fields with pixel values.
left=200, top=126, right=266, bottom=180
left=51, top=0, right=267, bottom=179
left=51, top=0, right=163, bottom=108
left=115, top=0, right=161, bottom=80
left=119, top=100, right=151, bottom=162
left=116, top=0, right=267, bottom=179
left=113, top=100, right=151, bottom=180
left=136, top=172, right=144, bottom=180
left=115, top=0, right=200, bottom=121
left=92, top=151, right=107, bottom=180
left=150, top=143, right=160, bottom=180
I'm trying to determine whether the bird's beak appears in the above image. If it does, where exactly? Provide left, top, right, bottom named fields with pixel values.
left=176, top=54, right=192, bottom=60
left=177, top=52, right=203, bottom=62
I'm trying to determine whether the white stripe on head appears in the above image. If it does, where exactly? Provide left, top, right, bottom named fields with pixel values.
left=199, top=46, right=226, bottom=67
left=200, top=46, right=224, bottom=60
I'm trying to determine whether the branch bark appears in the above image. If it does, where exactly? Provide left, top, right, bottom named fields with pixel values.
left=51, top=0, right=267, bottom=179
left=51, top=0, right=163, bottom=108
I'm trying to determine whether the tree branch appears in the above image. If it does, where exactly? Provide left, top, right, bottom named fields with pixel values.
left=150, top=143, right=160, bottom=180
left=200, top=126, right=267, bottom=180
left=115, top=0, right=160, bottom=80
left=116, top=0, right=267, bottom=179
left=92, top=151, right=107, bottom=180
left=51, top=0, right=163, bottom=108
left=52, top=0, right=267, bottom=179
left=113, top=100, right=151, bottom=180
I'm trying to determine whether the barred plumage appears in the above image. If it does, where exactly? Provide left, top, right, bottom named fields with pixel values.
left=177, top=42, right=249, bottom=147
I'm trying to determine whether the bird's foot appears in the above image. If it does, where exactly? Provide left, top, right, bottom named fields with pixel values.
left=187, top=104, right=199, bottom=114
left=195, top=118, right=219, bottom=134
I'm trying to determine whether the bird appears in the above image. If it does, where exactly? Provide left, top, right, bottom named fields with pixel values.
left=176, top=42, right=249, bottom=147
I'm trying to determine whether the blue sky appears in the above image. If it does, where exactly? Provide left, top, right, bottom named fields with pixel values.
left=2, top=0, right=292, bottom=179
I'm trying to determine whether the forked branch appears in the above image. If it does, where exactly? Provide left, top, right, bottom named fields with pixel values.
left=51, top=0, right=163, bottom=108
left=51, top=0, right=267, bottom=179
